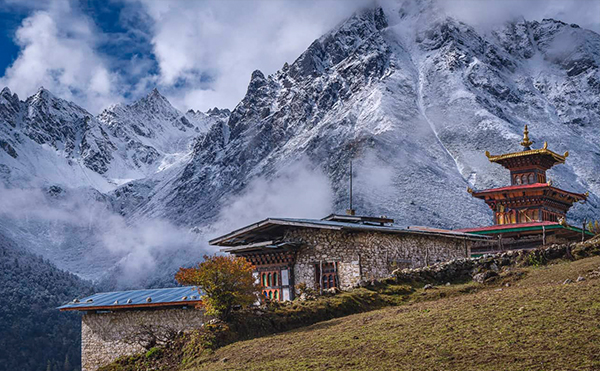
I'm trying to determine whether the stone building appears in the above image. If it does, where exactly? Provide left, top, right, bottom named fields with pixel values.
left=210, top=214, right=488, bottom=300
left=59, top=286, right=204, bottom=371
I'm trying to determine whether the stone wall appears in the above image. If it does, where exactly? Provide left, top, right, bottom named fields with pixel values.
left=81, top=307, right=205, bottom=371
left=392, top=236, right=600, bottom=285
left=285, top=228, right=471, bottom=292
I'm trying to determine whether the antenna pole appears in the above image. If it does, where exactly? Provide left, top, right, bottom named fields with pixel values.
left=346, top=159, right=356, bottom=216
left=350, top=160, right=353, bottom=211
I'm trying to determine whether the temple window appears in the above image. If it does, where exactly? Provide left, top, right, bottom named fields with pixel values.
left=516, top=175, right=522, bottom=185
left=267, top=273, right=272, bottom=287
left=528, top=173, right=535, bottom=184
left=262, top=273, right=267, bottom=287
left=273, top=272, right=278, bottom=286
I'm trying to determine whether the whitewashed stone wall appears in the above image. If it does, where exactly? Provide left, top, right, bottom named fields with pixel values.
left=81, top=307, right=205, bottom=371
left=285, top=229, right=470, bottom=291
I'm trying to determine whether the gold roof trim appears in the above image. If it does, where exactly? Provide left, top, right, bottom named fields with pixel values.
left=520, top=125, right=533, bottom=148
left=485, top=148, right=568, bottom=163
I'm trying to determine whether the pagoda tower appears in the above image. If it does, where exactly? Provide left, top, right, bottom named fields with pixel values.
left=468, top=126, right=588, bottom=225
left=459, top=126, right=593, bottom=253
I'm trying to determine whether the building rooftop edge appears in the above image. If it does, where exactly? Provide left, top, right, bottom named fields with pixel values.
left=57, top=286, right=202, bottom=312
left=209, top=217, right=490, bottom=247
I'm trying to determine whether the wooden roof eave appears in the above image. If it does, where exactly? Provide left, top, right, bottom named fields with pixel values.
left=470, top=185, right=587, bottom=202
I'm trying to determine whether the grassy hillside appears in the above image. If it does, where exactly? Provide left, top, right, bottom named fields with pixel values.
left=102, top=239, right=600, bottom=371
left=186, top=256, right=600, bottom=371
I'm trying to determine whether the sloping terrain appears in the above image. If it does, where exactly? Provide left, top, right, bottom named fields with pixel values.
left=188, top=256, right=600, bottom=371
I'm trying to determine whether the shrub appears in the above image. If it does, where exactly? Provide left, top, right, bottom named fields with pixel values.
left=175, top=255, right=258, bottom=320
left=587, top=220, right=600, bottom=235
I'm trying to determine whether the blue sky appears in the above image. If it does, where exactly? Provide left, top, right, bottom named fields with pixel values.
left=0, top=0, right=598, bottom=114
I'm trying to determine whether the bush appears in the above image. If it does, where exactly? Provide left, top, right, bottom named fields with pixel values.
left=175, top=255, right=258, bottom=320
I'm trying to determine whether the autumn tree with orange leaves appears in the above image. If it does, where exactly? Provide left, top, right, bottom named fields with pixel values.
left=175, top=255, right=258, bottom=320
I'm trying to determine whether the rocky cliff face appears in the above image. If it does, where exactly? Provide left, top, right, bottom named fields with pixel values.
left=116, top=4, right=600, bottom=230
left=0, top=86, right=228, bottom=190
left=1, top=2, right=599, bottom=283
left=0, top=88, right=227, bottom=283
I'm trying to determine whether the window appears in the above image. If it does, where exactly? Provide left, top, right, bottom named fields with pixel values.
left=316, top=262, right=339, bottom=290
left=528, top=173, right=535, bottom=184
left=259, top=269, right=286, bottom=302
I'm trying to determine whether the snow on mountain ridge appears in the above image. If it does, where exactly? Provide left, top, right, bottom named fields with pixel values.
left=0, top=86, right=228, bottom=190
left=1, top=2, right=599, bottom=286
left=117, top=4, right=600, bottom=233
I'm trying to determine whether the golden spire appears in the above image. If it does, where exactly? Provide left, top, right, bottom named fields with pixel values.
left=520, top=125, right=533, bottom=149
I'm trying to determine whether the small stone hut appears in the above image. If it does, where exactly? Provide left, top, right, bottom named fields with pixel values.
left=210, top=214, right=488, bottom=300
left=59, top=286, right=204, bottom=371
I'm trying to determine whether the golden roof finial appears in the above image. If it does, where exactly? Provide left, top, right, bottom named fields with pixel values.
left=520, top=125, right=533, bottom=149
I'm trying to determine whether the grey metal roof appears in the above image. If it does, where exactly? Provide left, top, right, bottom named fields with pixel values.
left=58, top=286, right=202, bottom=311
left=210, top=217, right=490, bottom=247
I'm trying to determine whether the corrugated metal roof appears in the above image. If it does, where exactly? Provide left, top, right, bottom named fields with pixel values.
left=210, top=217, right=490, bottom=246
left=58, top=286, right=202, bottom=311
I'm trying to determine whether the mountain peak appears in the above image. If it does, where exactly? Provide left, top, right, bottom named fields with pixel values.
left=149, top=87, right=161, bottom=96
left=0, top=86, right=19, bottom=106
left=34, top=86, right=53, bottom=98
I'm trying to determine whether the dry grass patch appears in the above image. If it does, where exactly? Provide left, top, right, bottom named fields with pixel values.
left=187, top=256, right=600, bottom=371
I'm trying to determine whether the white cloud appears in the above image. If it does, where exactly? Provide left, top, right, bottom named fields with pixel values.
left=439, top=0, right=600, bottom=33
left=0, top=1, right=121, bottom=113
left=0, top=184, right=209, bottom=286
left=139, top=0, right=369, bottom=111
left=213, top=159, right=334, bottom=234
left=0, top=0, right=598, bottom=114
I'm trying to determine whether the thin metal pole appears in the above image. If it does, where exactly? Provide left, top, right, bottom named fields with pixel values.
left=349, top=160, right=353, bottom=211
left=319, top=260, right=323, bottom=295
left=542, top=226, right=546, bottom=246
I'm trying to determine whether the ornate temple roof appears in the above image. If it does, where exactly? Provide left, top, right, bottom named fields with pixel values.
left=484, top=126, right=568, bottom=169
left=468, top=183, right=588, bottom=201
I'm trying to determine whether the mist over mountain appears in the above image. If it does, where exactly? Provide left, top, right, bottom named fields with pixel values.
left=1, top=1, right=599, bottom=287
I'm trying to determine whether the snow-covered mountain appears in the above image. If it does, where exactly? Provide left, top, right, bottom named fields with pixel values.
left=1, top=2, right=599, bottom=284
left=0, top=87, right=227, bottom=191
left=115, top=3, right=600, bottom=230
left=0, top=87, right=227, bottom=283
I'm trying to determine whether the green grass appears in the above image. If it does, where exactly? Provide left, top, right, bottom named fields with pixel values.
left=185, top=256, right=600, bottom=371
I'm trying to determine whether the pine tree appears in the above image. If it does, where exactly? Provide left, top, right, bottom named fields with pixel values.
left=63, top=354, right=71, bottom=371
